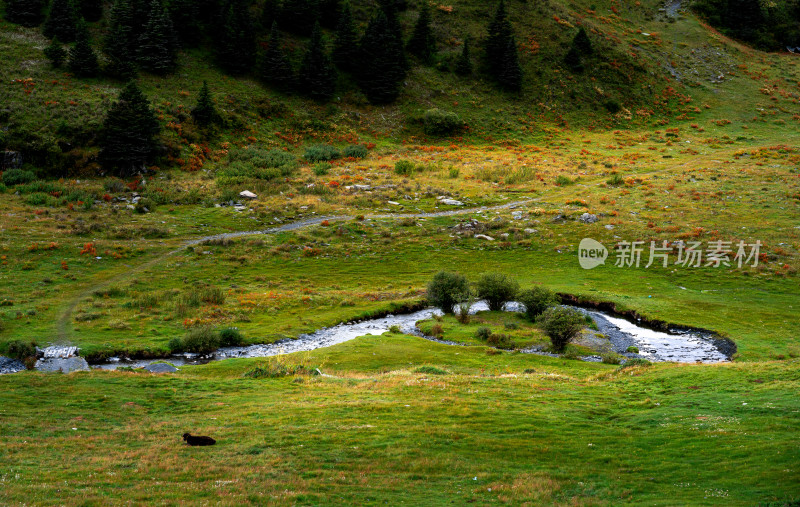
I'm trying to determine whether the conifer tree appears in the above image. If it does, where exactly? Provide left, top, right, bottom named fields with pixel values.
left=258, top=21, right=295, bottom=90
left=485, top=0, right=512, bottom=75
left=99, top=81, right=161, bottom=176
left=5, top=0, right=45, bottom=27
left=43, top=0, right=79, bottom=42
left=485, top=0, right=522, bottom=90
left=217, top=0, right=255, bottom=74
left=497, top=35, right=521, bottom=91
left=454, top=36, right=472, bottom=76
left=358, top=9, right=405, bottom=104
left=318, top=0, right=339, bottom=29
left=406, top=1, right=434, bottom=64
left=79, top=0, right=103, bottom=21
left=260, top=0, right=278, bottom=31
left=279, top=0, right=319, bottom=36
left=298, top=22, right=336, bottom=101
left=137, top=0, right=178, bottom=74
left=43, top=36, right=68, bottom=66
left=191, top=81, right=219, bottom=126
left=67, top=19, right=100, bottom=77
left=332, top=1, right=358, bottom=73
left=104, top=0, right=138, bottom=78
left=168, top=0, right=202, bottom=47
left=573, top=27, right=593, bottom=55
left=378, top=0, right=407, bottom=70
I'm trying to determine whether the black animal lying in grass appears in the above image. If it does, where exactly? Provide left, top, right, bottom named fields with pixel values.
left=182, top=433, right=216, bottom=446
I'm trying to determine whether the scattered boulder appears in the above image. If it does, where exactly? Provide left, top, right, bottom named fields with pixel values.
left=35, top=356, right=90, bottom=373
left=511, top=211, right=525, bottom=220
left=239, top=190, right=257, bottom=200
left=523, top=228, right=538, bottom=234
left=475, top=234, right=495, bottom=241
left=437, top=196, right=464, bottom=206
left=144, top=362, right=179, bottom=373
left=579, top=213, right=599, bottom=224
left=0, top=356, right=26, bottom=374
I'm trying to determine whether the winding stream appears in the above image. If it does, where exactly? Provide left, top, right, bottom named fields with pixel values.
left=86, top=302, right=730, bottom=371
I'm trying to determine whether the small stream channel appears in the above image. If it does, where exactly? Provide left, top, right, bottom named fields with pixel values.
left=88, top=302, right=730, bottom=371
left=0, top=302, right=732, bottom=374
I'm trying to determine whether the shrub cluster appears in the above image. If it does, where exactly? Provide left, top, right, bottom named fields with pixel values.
left=394, top=160, right=415, bottom=176
left=244, top=361, right=318, bottom=378
left=423, top=108, right=462, bottom=136
left=426, top=271, right=470, bottom=314
left=220, top=147, right=298, bottom=181
left=475, top=273, right=519, bottom=311
left=169, top=326, right=244, bottom=353
left=2, top=169, right=36, bottom=186
left=518, top=286, right=559, bottom=321
left=304, top=144, right=341, bottom=162
left=342, top=144, right=368, bottom=159
left=538, top=307, right=585, bottom=352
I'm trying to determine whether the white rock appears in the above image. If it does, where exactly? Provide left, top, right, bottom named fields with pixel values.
left=387, top=201, right=401, bottom=206
left=579, top=213, right=599, bottom=223
left=439, top=198, right=464, bottom=206
left=523, top=228, right=538, bottom=234
left=474, top=234, right=495, bottom=241
left=239, top=190, right=258, bottom=200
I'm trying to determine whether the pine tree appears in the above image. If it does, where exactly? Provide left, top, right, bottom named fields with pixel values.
left=564, top=28, right=592, bottom=73
left=406, top=1, right=434, bottom=64
left=68, top=19, right=100, bottom=77
left=5, top=0, right=46, bottom=27
left=454, top=36, right=472, bottom=76
left=79, top=0, right=103, bottom=21
left=104, top=0, right=138, bottom=78
left=137, top=0, right=178, bottom=74
left=44, top=36, right=68, bottom=66
left=168, top=0, right=202, bottom=47
left=318, top=0, right=339, bottom=29
left=191, top=81, right=219, bottom=126
left=497, top=35, right=521, bottom=91
left=43, top=0, right=79, bottom=42
left=260, top=0, right=278, bottom=31
left=217, top=0, right=255, bottom=75
left=358, top=9, right=406, bottom=104
left=332, top=1, right=359, bottom=73
left=258, top=21, right=295, bottom=90
left=378, top=0, right=407, bottom=70
left=99, top=81, right=161, bottom=176
left=573, top=27, right=592, bottom=55
left=485, top=0, right=512, bottom=75
left=298, top=22, right=336, bottom=101
left=485, top=0, right=522, bottom=90
left=279, top=0, right=319, bottom=35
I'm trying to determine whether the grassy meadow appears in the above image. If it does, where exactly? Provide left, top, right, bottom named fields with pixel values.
left=1, top=0, right=800, bottom=504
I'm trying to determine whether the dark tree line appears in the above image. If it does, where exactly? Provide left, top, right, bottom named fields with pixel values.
left=694, top=0, right=800, bottom=50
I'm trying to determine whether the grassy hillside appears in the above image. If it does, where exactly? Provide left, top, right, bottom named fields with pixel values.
left=1, top=0, right=800, bottom=505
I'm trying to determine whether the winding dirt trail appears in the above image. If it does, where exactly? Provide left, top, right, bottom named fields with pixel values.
left=55, top=199, right=534, bottom=342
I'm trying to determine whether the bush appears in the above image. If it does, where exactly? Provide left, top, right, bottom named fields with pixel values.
left=304, top=144, right=341, bottom=162
left=475, top=273, right=519, bottom=311
left=430, top=323, right=444, bottom=337
left=487, top=332, right=515, bottom=350
left=343, top=144, right=368, bottom=159
left=181, top=326, right=220, bottom=353
left=219, top=327, right=243, bottom=347
left=539, top=307, right=585, bottom=352
left=388, top=325, right=401, bottom=334
left=607, top=173, right=624, bottom=186
left=167, top=337, right=183, bottom=352
left=626, top=345, right=639, bottom=354
left=2, top=169, right=36, bottom=186
left=518, top=286, right=559, bottom=320
left=200, top=287, right=225, bottom=305
left=223, top=147, right=298, bottom=180
left=555, top=175, right=573, bottom=186
left=620, top=358, right=651, bottom=368
left=423, top=108, right=462, bottom=136
left=601, top=353, right=622, bottom=365
left=394, top=159, right=415, bottom=176
left=427, top=271, right=470, bottom=314
left=244, top=361, right=317, bottom=378
left=415, top=365, right=447, bottom=375
left=475, top=327, right=491, bottom=340
left=0, top=182, right=6, bottom=193
left=6, top=340, right=37, bottom=361
left=312, top=162, right=331, bottom=176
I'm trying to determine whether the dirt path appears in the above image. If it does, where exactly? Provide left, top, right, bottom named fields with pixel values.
left=55, top=199, right=534, bottom=342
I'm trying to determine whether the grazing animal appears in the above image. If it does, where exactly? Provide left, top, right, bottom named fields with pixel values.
left=182, top=433, right=216, bottom=446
